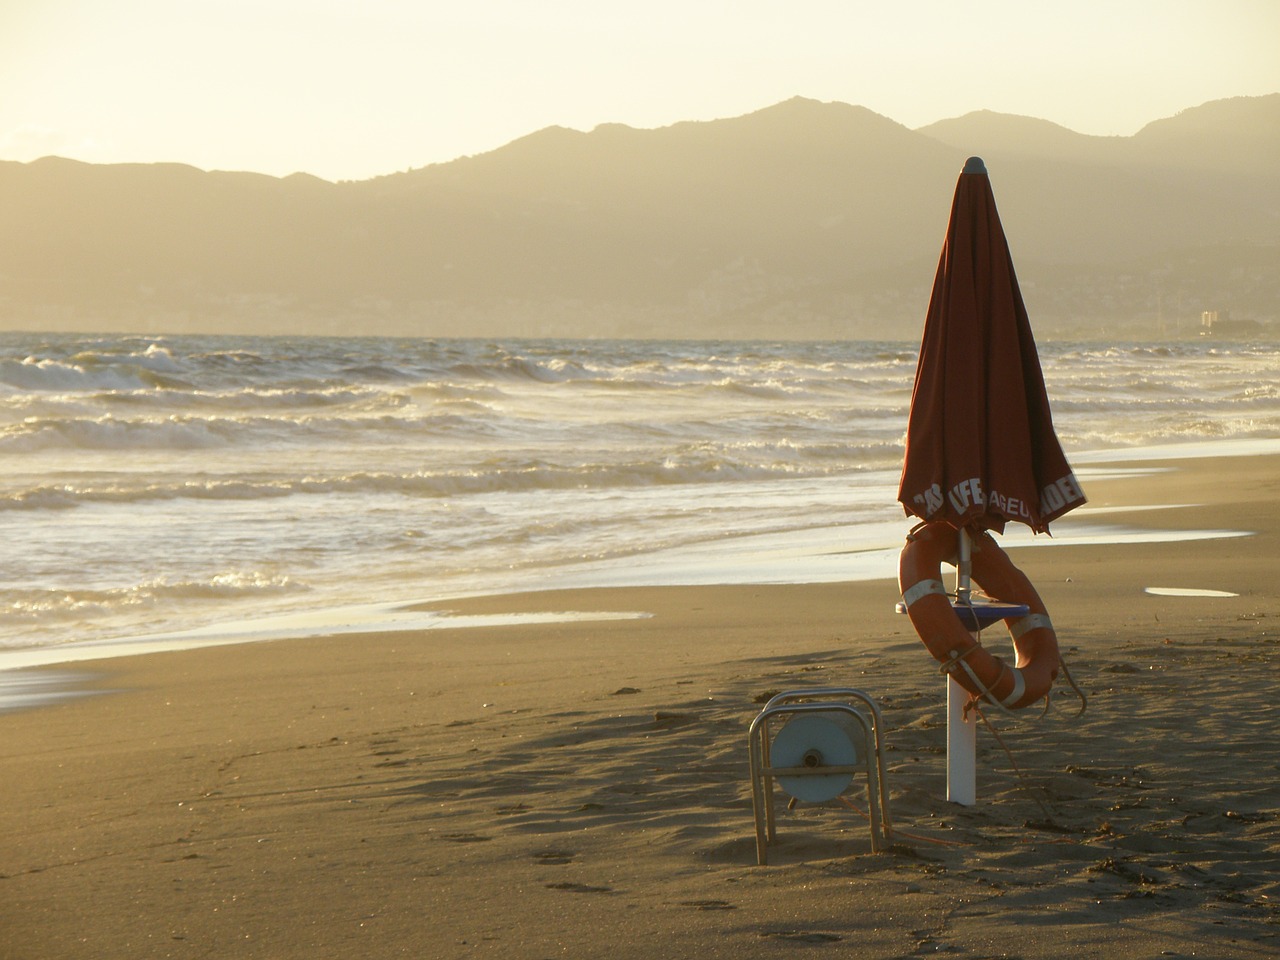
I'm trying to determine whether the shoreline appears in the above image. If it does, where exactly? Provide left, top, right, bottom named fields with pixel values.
left=2, top=445, right=1278, bottom=957
left=3, top=437, right=1278, bottom=692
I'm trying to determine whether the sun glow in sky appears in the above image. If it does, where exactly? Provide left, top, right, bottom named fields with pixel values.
left=2, top=0, right=1278, bottom=182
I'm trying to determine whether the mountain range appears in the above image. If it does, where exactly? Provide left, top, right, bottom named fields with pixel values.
left=1, top=94, right=1277, bottom=340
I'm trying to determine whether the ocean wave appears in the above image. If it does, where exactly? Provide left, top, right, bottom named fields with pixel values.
left=446, top=353, right=595, bottom=384
left=0, top=414, right=267, bottom=451
left=1, top=400, right=902, bottom=454
left=1052, top=387, right=1280, bottom=416
left=123, top=385, right=402, bottom=412
left=711, top=377, right=806, bottom=399
left=0, top=443, right=900, bottom=512
left=0, top=356, right=183, bottom=393
left=338, top=362, right=414, bottom=382
left=0, top=406, right=494, bottom=452
left=0, top=571, right=309, bottom=627
left=0, top=338, right=917, bottom=419
left=0, top=479, right=297, bottom=510
left=1052, top=344, right=1199, bottom=363
left=3, top=386, right=408, bottom=424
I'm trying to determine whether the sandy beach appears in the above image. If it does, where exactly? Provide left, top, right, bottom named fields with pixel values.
left=2, top=452, right=1278, bottom=959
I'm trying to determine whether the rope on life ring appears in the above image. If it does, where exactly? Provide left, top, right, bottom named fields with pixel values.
left=897, top=522, right=1060, bottom=710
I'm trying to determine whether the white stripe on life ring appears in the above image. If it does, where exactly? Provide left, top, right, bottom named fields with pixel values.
left=1010, top=613, right=1053, bottom=639
left=901, top=579, right=946, bottom=608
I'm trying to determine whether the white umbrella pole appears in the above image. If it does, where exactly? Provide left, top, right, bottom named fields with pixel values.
left=947, top=527, right=977, bottom=805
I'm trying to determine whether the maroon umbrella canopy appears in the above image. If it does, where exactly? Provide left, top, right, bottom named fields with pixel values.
left=898, top=157, right=1084, bottom=534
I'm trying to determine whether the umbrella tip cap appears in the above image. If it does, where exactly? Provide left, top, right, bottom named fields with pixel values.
left=963, top=156, right=987, bottom=174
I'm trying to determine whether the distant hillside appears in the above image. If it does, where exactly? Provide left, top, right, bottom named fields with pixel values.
left=917, top=95, right=1280, bottom=177
left=1, top=94, right=1276, bottom=339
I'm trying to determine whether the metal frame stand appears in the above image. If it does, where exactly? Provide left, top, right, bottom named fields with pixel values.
left=747, top=687, right=892, bottom=865
left=949, top=529, right=978, bottom=805
left=946, top=674, right=977, bottom=804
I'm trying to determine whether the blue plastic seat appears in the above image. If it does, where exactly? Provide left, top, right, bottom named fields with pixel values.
left=894, top=598, right=1029, bottom=631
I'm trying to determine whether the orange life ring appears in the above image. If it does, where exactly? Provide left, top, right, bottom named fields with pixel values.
left=898, top=522, right=1059, bottom=710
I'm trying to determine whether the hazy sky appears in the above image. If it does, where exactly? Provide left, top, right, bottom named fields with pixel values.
left=2, top=0, right=1277, bottom=182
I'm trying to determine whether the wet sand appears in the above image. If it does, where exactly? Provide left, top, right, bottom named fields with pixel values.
left=1, top=454, right=1278, bottom=959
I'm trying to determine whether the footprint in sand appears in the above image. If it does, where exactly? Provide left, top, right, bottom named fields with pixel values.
left=1090, top=856, right=1163, bottom=887
left=677, top=899, right=736, bottom=911
left=533, top=850, right=575, bottom=865
left=760, top=930, right=842, bottom=943
left=545, top=881, right=613, bottom=894
left=439, top=833, right=492, bottom=843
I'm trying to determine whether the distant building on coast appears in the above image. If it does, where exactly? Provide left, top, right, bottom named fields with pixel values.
left=1201, top=309, right=1227, bottom=333
left=1200, top=308, right=1267, bottom=339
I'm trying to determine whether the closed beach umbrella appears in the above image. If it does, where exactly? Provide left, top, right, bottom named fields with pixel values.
left=896, top=159, right=1088, bottom=802
left=898, top=157, right=1084, bottom=534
